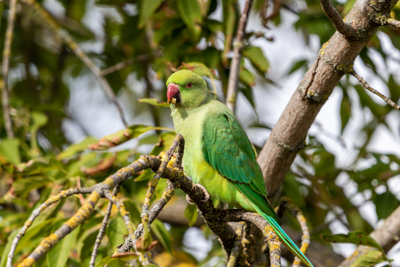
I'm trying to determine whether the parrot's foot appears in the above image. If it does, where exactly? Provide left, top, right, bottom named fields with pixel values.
left=186, top=194, right=195, bottom=205
left=186, top=184, right=210, bottom=205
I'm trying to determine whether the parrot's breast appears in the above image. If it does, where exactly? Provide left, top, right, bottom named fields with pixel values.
left=171, top=100, right=255, bottom=211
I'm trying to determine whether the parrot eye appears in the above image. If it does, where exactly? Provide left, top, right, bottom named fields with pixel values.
left=186, top=82, right=192, bottom=88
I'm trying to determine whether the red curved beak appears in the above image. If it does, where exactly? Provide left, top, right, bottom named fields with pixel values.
left=167, top=83, right=181, bottom=104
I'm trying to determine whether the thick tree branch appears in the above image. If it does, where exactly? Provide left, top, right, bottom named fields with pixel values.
left=226, top=0, right=253, bottom=112
left=20, top=0, right=129, bottom=128
left=338, top=205, right=400, bottom=267
left=1, top=0, right=18, bottom=138
left=319, top=0, right=358, bottom=38
left=257, top=0, right=398, bottom=201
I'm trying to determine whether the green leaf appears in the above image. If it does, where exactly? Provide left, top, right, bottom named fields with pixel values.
left=30, top=111, right=48, bottom=156
left=138, top=0, right=164, bottom=28
left=243, top=46, right=270, bottom=73
left=13, top=176, right=53, bottom=196
left=184, top=203, right=198, bottom=227
left=177, top=0, right=203, bottom=39
left=288, top=59, right=308, bottom=74
left=340, top=88, right=352, bottom=133
left=349, top=250, right=391, bottom=267
left=16, top=157, right=63, bottom=175
left=57, top=137, right=99, bottom=159
left=0, top=138, right=20, bottom=165
left=388, top=75, right=400, bottom=103
left=107, top=216, right=127, bottom=249
left=46, top=225, right=80, bottom=266
left=138, top=98, right=169, bottom=108
left=374, top=191, right=399, bottom=220
left=150, top=219, right=173, bottom=255
left=135, top=168, right=155, bottom=182
left=321, top=231, right=383, bottom=252
left=239, top=86, right=255, bottom=108
left=239, top=67, right=255, bottom=87
left=222, top=0, right=237, bottom=65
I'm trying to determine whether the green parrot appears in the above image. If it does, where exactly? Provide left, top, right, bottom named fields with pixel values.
left=166, top=70, right=313, bottom=267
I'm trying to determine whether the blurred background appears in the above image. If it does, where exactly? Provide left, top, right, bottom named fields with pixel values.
left=0, top=0, right=400, bottom=266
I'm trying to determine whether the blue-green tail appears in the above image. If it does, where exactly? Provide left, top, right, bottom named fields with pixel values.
left=253, top=204, right=314, bottom=267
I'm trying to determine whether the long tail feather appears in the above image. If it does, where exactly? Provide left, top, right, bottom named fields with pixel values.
left=252, top=204, right=314, bottom=267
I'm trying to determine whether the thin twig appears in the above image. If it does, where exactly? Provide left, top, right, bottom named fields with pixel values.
left=100, top=55, right=151, bottom=76
left=139, top=135, right=182, bottom=249
left=7, top=187, right=93, bottom=267
left=292, top=211, right=311, bottom=267
left=9, top=156, right=152, bottom=267
left=227, top=222, right=245, bottom=267
left=226, top=0, right=253, bottom=112
left=12, top=190, right=101, bottom=267
left=351, top=71, right=400, bottom=110
left=319, top=0, right=357, bottom=38
left=104, top=190, right=135, bottom=235
left=89, top=184, right=121, bottom=267
left=386, top=18, right=400, bottom=27
left=123, top=181, right=176, bottom=251
left=20, top=0, right=129, bottom=128
left=1, top=0, right=18, bottom=138
left=262, top=0, right=282, bottom=26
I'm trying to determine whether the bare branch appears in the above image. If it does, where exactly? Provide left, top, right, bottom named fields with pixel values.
left=20, top=0, right=129, bottom=128
left=226, top=0, right=253, bottom=112
left=386, top=18, right=400, bottom=27
left=319, top=0, right=358, bottom=38
left=261, top=0, right=282, bottom=26
left=100, top=55, right=151, bottom=76
left=227, top=222, right=245, bottom=267
left=139, top=135, right=183, bottom=251
left=9, top=157, right=151, bottom=266
left=1, top=0, right=18, bottom=138
left=7, top=187, right=93, bottom=267
left=264, top=225, right=282, bottom=267
left=90, top=185, right=121, bottom=267
left=15, top=190, right=101, bottom=266
left=258, top=0, right=397, bottom=201
left=338, top=205, right=400, bottom=267
left=104, top=190, right=135, bottom=235
left=128, top=180, right=177, bottom=251
left=351, top=70, right=400, bottom=110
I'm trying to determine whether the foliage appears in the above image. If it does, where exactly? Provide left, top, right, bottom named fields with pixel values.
left=0, top=0, right=400, bottom=266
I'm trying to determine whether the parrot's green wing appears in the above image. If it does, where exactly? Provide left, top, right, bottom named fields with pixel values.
left=202, top=111, right=314, bottom=267
left=202, top=111, right=281, bottom=224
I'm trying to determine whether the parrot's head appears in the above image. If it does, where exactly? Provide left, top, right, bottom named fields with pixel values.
left=166, top=70, right=210, bottom=109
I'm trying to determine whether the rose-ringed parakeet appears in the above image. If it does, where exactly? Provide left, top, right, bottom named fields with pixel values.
left=166, top=70, right=313, bottom=267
